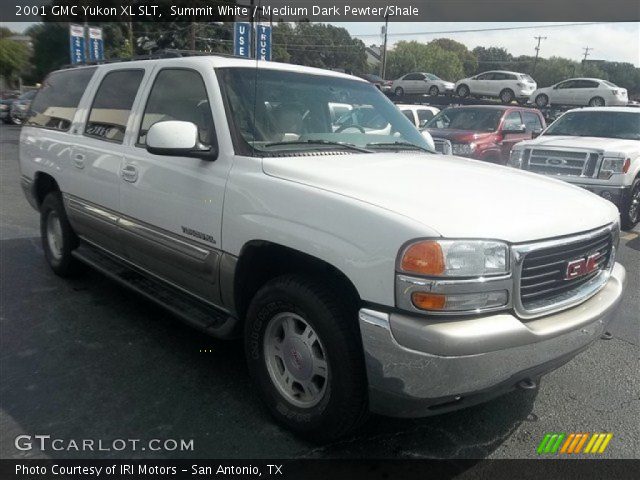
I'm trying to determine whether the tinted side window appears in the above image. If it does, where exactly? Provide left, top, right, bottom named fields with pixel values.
left=503, top=111, right=522, bottom=130
left=139, top=69, right=214, bottom=147
left=404, top=73, right=421, bottom=81
left=580, top=80, right=599, bottom=88
left=557, top=80, right=576, bottom=89
left=522, top=111, right=543, bottom=132
left=401, top=110, right=415, bottom=124
left=27, top=67, right=96, bottom=131
left=491, top=73, right=506, bottom=80
left=85, top=70, right=144, bottom=143
left=476, top=73, right=490, bottom=80
left=417, top=109, right=435, bottom=124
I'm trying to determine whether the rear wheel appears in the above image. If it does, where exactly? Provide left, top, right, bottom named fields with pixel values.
left=429, top=85, right=439, bottom=96
left=394, top=87, right=404, bottom=98
left=589, top=96, right=605, bottom=107
left=500, top=89, right=515, bottom=104
left=621, top=178, right=640, bottom=230
left=40, top=192, right=84, bottom=277
left=10, top=112, right=22, bottom=125
left=457, top=84, right=470, bottom=98
left=244, top=275, right=368, bottom=441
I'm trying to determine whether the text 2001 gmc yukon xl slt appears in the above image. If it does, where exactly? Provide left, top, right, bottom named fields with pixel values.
left=20, top=55, right=626, bottom=441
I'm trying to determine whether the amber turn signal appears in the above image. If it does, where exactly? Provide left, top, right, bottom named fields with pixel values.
left=400, top=240, right=445, bottom=276
left=411, top=292, right=446, bottom=310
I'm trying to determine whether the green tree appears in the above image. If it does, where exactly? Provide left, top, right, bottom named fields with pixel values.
left=385, top=41, right=464, bottom=81
left=429, top=38, right=477, bottom=76
left=532, top=56, right=579, bottom=87
left=26, top=23, right=68, bottom=83
left=0, top=37, right=31, bottom=85
left=473, top=46, right=513, bottom=72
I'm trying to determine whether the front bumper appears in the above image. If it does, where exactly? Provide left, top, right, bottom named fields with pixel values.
left=359, top=263, right=626, bottom=417
left=575, top=183, right=631, bottom=210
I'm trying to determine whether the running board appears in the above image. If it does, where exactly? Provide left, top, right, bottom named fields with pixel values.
left=72, top=243, right=239, bottom=339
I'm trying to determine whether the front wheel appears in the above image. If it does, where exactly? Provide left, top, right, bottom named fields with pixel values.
left=429, top=85, right=439, bottom=96
left=589, top=96, right=605, bottom=107
left=457, top=84, right=470, bottom=98
left=244, top=275, right=368, bottom=441
left=535, top=94, right=549, bottom=107
left=500, top=89, right=515, bottom=104
left=394, top=87, right=404, bottom=98
left=621, top=178, right=640, bottom=230
left=40, top=192, right=84, bottom=277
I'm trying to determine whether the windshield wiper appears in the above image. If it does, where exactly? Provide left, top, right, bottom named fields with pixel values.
left=263, top=139, right=372, bottom=153
left=366, top=141, right=433, bottom=153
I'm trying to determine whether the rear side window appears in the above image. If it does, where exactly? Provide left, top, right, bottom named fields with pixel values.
left=138, top=69, right=215, bottom=147
left=522, top=111, right=543, bottom=132
left=85, top=69, right=144, bottom=143
left=27, top=67, right=96, bottom=131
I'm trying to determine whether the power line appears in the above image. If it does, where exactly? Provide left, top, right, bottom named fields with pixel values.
left=352, top=22, right=613, bottom=38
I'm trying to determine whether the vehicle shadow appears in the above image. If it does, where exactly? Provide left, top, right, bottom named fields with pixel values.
left=0, top=237, right=536, bottom=460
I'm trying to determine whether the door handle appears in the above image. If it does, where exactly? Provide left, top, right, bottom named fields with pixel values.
left=73, top=153, right=85, bottom=169
left=121, top=164, right=139, bottom=183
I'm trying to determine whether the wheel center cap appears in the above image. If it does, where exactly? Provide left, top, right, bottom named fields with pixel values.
left=283, top=338, right=312, bottom=380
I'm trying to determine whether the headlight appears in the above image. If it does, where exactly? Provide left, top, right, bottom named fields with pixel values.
left=599, top=157, right=630, bottom=179
left=399, top=239, right=509, bottom=277
left=452, top=143, right=475, bottom=156
left=509, top=149, right=525, bottom=168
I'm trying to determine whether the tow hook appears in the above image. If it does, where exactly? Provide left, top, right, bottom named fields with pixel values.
left=517, top=378, right=537, bottom=390
left=600, top=331, right=613, bottom=340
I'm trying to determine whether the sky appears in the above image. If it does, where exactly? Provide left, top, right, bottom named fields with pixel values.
left=347, top=22, right=640, bottom=66
left=2, top=21, right=639, bottom=66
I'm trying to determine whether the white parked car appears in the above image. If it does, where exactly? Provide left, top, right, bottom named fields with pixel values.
left=455, top=70, right=537, bottom=103
left=20, top=55, right=626, bottom=441
left=391, top=72, right=455, bottom=97
left=397, top=104, right=440, bottom=129
left=510, top=107, right=640, bottom=229
left=531, top=78, right=628, bottom=108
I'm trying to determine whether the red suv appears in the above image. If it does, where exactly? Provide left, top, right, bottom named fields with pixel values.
left=423, top=105, right=546, bottom=164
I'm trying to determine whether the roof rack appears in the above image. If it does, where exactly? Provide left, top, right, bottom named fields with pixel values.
left=60, top=49, right=238, bottom=69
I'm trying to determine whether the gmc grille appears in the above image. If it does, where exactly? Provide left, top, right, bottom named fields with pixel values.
left=524, top=149, right=600, bottom=177
left=519, top=230, right=613, bottom=311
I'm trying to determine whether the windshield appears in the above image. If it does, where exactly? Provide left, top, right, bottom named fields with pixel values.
left=425, top=73, right=440, bottom=81
left=217, top=67, right=432, bottom=156
left=425, top=107, right=503, bottom=132
left=543, top=111, right=640, bottom=140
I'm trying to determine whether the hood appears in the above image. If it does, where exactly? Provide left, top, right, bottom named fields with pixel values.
left=426, top=129, right=495, bottom=143
left=262, top=153, right=618, bottom=243
left=518, top=135, right=639, bottom=155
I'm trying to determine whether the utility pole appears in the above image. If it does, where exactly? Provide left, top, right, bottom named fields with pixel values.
left=582, top=46, right=592, bottom=61
left=379, top=15, right=389, bottom=79
left=532, top=36, right=546, bottom=74
left=190, top=22, right=196, bottom=50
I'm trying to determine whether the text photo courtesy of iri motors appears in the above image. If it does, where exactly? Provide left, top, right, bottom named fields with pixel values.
left=0, top=0, right=639, bottom=479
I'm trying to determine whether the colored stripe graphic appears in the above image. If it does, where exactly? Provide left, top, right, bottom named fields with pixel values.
left=539, top=433, right=613, bottom=454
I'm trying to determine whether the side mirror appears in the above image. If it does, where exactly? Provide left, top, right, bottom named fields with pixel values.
left=146, top=120, right=216, bottom=160
left=421, top=130, right=435, bottom=151
left=502, top=124, right=526, bottom=135
left=419, top=119, right=429, bottom=129
left=531, top=128, right=543, bottom=139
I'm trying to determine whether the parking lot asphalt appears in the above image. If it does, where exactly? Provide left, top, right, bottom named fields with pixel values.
left=0, top=123, right=638, bottom=460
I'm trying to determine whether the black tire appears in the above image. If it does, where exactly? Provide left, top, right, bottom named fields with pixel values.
left=394, top=86, right=404, bottom=98
left=429, top=85, right=439, bottom=96
left=457, top=84, right=470, bottom=98
left=500, top=89, right=515, bottom=104
left=244, top=274, right=368, bottom=442
left=10, top=113, right=22, bottom=125
left=589, top=96, right=605, bottom=107
left=535, top=94, right=549, bottom=107
left=40, top=191, right=84, bottom=277
left=621, top=178, right=640, bottom=231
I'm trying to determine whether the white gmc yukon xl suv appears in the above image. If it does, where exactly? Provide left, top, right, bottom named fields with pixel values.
left=20, top=55, right=627, bottom=441
left=509, top=107, right=640, bottom=230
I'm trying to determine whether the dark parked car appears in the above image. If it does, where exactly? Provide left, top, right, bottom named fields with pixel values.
left=9, top=90, right=37, bottom=125
left=358, top=73, right=392, bottom=93
left=423, top=105, right=546, bottom=164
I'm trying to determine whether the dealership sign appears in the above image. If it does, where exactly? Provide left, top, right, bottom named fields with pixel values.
left=233, top=22, right=251, bottom=58
left=69, top=24, right=85, bottom=64
left=255, top=24, right=272, bottom=61
left=88, top=27, right=104, bottom=62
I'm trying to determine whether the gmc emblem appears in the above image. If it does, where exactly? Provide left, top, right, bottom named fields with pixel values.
left=565, top=252, right=602, bottom=280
